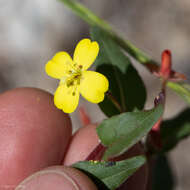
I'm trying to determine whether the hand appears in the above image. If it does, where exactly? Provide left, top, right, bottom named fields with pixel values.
left=0, top=88, right=148, bottom=190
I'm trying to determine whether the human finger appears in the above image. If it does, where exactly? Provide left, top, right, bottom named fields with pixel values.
left=15, top=166, right=97, bottom=190
left=0, top=88, right=72, bottom=189
left=63, top=124, right=99, bottom=165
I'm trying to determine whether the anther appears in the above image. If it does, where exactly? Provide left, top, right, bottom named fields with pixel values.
left=66, top=80, right=74, bottom=87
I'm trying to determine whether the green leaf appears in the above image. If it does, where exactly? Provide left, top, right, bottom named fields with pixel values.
left=167, top=81, right=190, bottom=105
left=91, top=27, right=146, bottom=116
left=73, top=156, right=146, bottom=190
left=161, top=108, right=190, bottom=152
left=152, top=154, right=175, bottom=190
left=97, top=104, right=163, bottom=160
left=91, top=27, right=129, bottom=70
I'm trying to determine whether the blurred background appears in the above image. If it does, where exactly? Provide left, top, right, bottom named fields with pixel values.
left=0, top=0, right=189, bottom=189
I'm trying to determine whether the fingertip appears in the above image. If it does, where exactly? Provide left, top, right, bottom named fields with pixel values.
left=0, top=87, right=72, bottom=187
left=63, top=124, right=99, bottom=166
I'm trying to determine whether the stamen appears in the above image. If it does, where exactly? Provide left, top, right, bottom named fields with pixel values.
left=66, top=80, right=74, bottom=87
left=74, top=75, right=79, bottom=79
left=71, top=82, right=78, bottom=96
left=79, top=65, right=83, bottom=69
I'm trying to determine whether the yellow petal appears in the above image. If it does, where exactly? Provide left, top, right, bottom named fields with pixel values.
left=80, top=71, right=109, bottom=103
left=54, top=84, right=80, bottom=113
left=45, top=52, right=73, bottom=79
left=73, top=39, right=99, bottom=70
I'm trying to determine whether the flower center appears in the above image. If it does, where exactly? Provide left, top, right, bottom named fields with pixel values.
left=66, top=72, right=81, bottom=87
left=60, top=64, right=83, bottom=96
left=58, top=63, right=84, bottom=97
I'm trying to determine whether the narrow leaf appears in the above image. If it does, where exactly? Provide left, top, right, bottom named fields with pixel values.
left=73, top=156, right=146, bottom=190
left=97, top=104, right=163, bottom=160
left=167, top=81, right=190, bottom=105
left=91, top=27, right=146, bottom=116
left=161, top=108, right=190, bottom=152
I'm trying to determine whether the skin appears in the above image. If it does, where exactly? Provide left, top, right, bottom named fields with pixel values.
left=0, top=88, right=148, bottom=190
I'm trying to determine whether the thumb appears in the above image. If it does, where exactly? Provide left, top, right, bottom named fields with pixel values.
left=16, top=166, right=97, bottom=190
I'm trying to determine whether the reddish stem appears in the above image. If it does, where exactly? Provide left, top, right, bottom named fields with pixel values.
left=86, top=143, right=107, bottom=161
left=148, top=90, right=166, bottom=150
left=79, top=106, right=91, bottom=126
left=149, top=119, right=162, bottom=148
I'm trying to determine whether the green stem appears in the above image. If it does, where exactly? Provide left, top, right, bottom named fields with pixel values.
left=60, top=0, right=111, bottom=31
left=167, top=81, right=190, bottom=104
left=60, top=0, right=154, bottom=65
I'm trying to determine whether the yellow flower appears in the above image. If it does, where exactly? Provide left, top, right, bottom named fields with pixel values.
left=45, top=38, right=109, bottom=113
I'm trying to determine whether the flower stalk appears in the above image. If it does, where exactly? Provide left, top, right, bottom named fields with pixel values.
left=106, top=91, right=123, bottom=113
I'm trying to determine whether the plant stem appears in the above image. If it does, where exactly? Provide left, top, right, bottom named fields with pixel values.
left=106, top=91, right=123, bottom=113
left=86, top=143, right=106, bottom=161
left=60, top=0, right=154, bottom=65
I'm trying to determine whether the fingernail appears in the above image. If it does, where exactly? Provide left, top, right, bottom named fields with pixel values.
left=16, top=169, right=79, bottom=190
